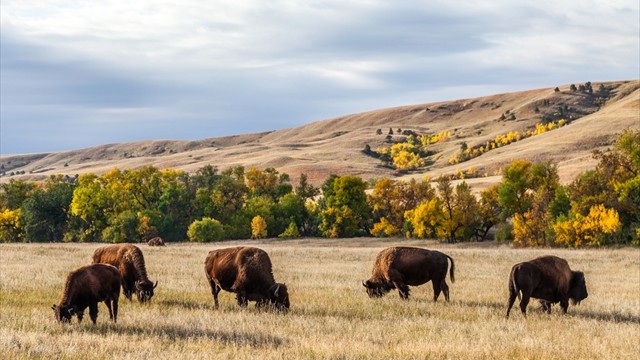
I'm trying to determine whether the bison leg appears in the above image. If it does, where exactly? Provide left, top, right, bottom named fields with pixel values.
left=392, top=282, right=410, bottom=300
left=76, top=310, right=84, bottom=324
left=112, top=296, right=119, bottom=322
left=440, top=280, right=450, bottom=302
left=518, top=290, right=532, bottom=317
left=208, top=278, right=221, bottom=309
left=560, top=299, right=569, bottom=314
left=89, top=302, right=99, bottom=324
left=506, top=290, right=518, bottom=318
left=105, top=299, right=114, bottom=321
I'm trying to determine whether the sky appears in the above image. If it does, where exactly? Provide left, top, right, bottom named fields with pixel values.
left=1, top=0, right=639, bottom=154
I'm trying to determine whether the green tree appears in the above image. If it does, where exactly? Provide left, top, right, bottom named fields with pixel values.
left=102, top=210, right=139, bottom=243
left=272, top=193, right=305, bottom=237
left=321, top=175, right=371, bottom=237
left=0, top=179, right=37, bottom=210
left=498, top=160, right=535, bottom=219
left=21, top=176, right=76, bottom=242
left=476, top=184, right=502, bottom=241
left=71, top=171, right=118, bottom=241
left=295, top=173, right=320, bottom=200
left=243, top=195, right=275, bottom=237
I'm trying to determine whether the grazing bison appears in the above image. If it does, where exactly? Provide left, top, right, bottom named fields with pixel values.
left=362, top=247, right=455, bottom=301
left=147, top=237, right=166, bottom=247
left=204, top=246, right=290, bottom=311
left=506, top=255, right=588, bottom=317
left=92, top=243, right=157, bottom=303
left=52, top=263, right=121, bottom=324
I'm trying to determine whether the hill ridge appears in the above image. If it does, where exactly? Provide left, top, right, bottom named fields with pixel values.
left=2, top=80, right=638, bottom=188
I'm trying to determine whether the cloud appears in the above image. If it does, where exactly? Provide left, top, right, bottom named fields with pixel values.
left=1, top=0, right=638, bottom=154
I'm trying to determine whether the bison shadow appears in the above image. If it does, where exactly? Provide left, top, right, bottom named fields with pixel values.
left=84, top=323, right=286, bottom=348
left=157, top=298, right=208, bottom=311
left=569, top=309, right=640, bottom=324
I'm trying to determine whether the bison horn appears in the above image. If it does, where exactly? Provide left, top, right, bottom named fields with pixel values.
left=274, top=285, right=280, bottom=297
left=51, top=305, right=57, bottom=311
left=362, top=281, right=367, bottom=288
left=153, top=281, right=158, bottom=289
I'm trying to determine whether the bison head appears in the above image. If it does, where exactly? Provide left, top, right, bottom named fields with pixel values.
left=51, top=304, right=75, bottom=323
left=362, top=280, right=392, bottom=298
left=268, top=283, right=290, bottom=312
left=135, top=280, right=158, bottom=303
left=569, top=271, right=588, bottom=305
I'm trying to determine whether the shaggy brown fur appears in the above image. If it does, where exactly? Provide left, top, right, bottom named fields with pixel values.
left=506, top=255, right=588, bottom=317
left=52, top=263, right=121, bottom=324
left=204, top=246, right=289, bottom=312
left=363, top=246, right=455, bottom=301
left=92, top=244, right=157, bottom=303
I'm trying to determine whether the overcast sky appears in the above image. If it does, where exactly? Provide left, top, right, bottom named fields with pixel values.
left=1, top=0, right=638, bottom=154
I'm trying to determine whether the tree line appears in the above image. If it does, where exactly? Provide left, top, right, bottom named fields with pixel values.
left=1, top=130, right=637, bottom=246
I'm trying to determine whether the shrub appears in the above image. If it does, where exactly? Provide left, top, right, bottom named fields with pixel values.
left=278, top=221, right=300, bottom=239
left=187, top=217, right=224, bottom=242
left=370, top=217, right=398, bottom=237
left=495, top=222, right=514, bottom=242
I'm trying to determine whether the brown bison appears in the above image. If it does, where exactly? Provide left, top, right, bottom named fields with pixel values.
left=204, top=246, right=290, bottom=311
left=362, top=246, right=455, bottom=301
left=92, top=243, right=157, bottom=303
left=147, top=237, right=166, bottom=246
left=52, top=263, right=121, bottom=324
left=506, top=255, right=588, bottom=317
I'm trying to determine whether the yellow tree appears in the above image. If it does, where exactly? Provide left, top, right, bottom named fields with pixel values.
left=251, top=215, right=268, bottom=239
left=0, top=208, right=22, bottom=242
left=389, top=143, right=424, bottom=170
left=405, top=198, right=442, bottom=238
left=553, top=205, right=621, bottom=247
left=369, top=177, right=435, bottom=234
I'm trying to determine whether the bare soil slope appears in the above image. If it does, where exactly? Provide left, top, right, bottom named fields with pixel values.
left=2, top=80, right=638, bottom=187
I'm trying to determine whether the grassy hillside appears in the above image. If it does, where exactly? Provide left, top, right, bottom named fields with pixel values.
left=1, top=240, right=639, bottom=359
left=2, top=80, right=638, bottom=187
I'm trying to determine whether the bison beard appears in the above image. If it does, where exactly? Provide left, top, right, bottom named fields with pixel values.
left=506, top=255, right=588, bottom=317
left=205, top=246, right=290, bottom=312
left=362, top=247, right=455, bottom=301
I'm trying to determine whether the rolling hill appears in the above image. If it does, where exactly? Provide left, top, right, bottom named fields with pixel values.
left=2, top=80, right=638, bottom=189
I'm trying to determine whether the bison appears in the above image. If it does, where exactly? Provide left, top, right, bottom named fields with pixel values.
left=92, top=243, right=157, bottom=303
left=362, top=246, right=455, bottom=301
left=52, top=263, right=121, bottom=324
left=204, top=246, right=290, bottom=312
left=147, top=236, right=165, bottom=246
left=147, top=237, right=166, bottom=246
left=506, top=255, right=588, bottom=317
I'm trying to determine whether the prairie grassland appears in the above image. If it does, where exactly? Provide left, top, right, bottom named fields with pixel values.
left=1, top=239, right=639, bottom=360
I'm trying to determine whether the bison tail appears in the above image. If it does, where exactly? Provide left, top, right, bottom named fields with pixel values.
left=447, top=255, right=455, bottom=284
left=509, top=267, right=521, bottom=301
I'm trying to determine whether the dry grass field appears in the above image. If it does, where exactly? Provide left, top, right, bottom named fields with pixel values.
left=1, top=239, right=639, bottom=359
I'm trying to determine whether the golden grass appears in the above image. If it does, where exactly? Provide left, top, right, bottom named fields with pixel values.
left=1, top=239, right=639, bottom=359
